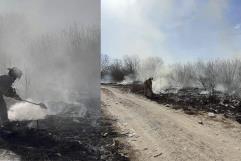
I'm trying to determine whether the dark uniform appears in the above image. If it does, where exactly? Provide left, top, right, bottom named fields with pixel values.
left=0, top=68, right=22, bottom=124
left=144, top=77, right=153, bottom=98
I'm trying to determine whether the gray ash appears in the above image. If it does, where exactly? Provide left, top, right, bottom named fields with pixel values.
left=0, top=114, right=129, bottom=161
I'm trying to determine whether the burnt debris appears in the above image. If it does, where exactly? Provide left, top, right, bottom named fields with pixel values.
left=0, top=114, right=130, bottom=161
left=110, top=83, right=241, bottom=124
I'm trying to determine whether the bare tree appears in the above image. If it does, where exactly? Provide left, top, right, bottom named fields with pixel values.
left=101, top=54, right=110, bottom=79
left=122, top=55, right=140, bottom=80
left=204, top=61, right=218, bottom=95
left=191, top=60, right=218, bottom=95
left=216, top=59, right=240, bottom=94
left=194, top=61, right=209, bottom=89
left=168, top=63, right=195, bottom=88
left=109, top=59, right=125, bottom=82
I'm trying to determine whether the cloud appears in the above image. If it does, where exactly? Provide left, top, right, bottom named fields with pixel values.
left=234, top=24, right=241, bottom=29
left=102, top=0, right=199, bottom=62
left=102, top=0, right=170, bottom=60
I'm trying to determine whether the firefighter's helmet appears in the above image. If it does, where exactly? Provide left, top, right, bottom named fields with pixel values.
left=8, top=67, right=23, bottom=79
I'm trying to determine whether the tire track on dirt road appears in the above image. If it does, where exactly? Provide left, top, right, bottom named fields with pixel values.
left=101, top=86, right=241, bottom=161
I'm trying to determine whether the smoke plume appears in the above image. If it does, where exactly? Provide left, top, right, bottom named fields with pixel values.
left=0, top=0, right=100, bottom=118
left=8, top=102, right=47, bottom=121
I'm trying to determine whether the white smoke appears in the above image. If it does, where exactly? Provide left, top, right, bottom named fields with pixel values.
left=0, top=0, right=100, bottom=121
left=47, top=101, right=87, bottom=117
left=116, top=56, right=171, bottom=93
left=152, top=73, right=170, bottom=93
left=137, top=57, right=171, bottom=93
left=118, top=75, right=135, bottom=85
left=8, top=102, right=47, bottom=121
left=101, top=75, right=113, bottom=84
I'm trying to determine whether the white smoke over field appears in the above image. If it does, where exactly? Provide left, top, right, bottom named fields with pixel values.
left=136, top=57, right=171, bottom=93
left=110, top=56, right=171, bottom=93
left=103, top=55, right=241, bottom=97
left=0, top=0, right=100, bottom=119
left=8, top=100, right=88, bottom=121
left=8, top=102, right=47, bottom=121
left=47, top=101, right=87, bottom=118
left=117, top=75, right=135, bottom=85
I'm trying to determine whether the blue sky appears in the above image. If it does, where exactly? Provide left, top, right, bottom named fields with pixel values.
left=102, top=0, right=241, bottom=64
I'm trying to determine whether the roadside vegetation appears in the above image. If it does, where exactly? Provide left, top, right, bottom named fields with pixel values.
left=101, top=54, right=241, bottom=97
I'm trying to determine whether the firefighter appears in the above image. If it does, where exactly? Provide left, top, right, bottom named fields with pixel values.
left=0, top=67, right=22, bottom=124
left=144, top=77, right=153, bottom=98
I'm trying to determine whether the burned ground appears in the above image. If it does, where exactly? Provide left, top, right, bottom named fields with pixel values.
left=104, top=83, right=241, bottom=124
left=0, top=113, right=129, bottom=161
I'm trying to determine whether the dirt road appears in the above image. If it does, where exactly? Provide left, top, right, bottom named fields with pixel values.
left=101, top=86, right=241, bottom=161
